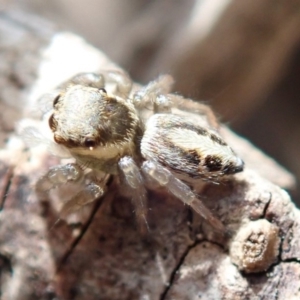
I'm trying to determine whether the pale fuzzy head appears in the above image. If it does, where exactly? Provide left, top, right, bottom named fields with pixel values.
left=48, top=84, right=139, bottom=152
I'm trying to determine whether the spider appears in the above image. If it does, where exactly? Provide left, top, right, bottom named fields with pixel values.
left=25, top=70, right=244, bottom=233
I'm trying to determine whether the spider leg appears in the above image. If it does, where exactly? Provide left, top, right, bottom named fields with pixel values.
left=59, top=180, right=106, bottom=219
left=62, top=70, right=133, bottom=98
left=133, top=75, right=174, bottom=113
left=118, top=156, right=149, bottom=233
left=169, top=94, right=220, bottom=130
left=101, top=69, right=133, bottom=98
left=67, top=73, right=105, bottom=89
left=141, top=160, right=225, bottom=233
left=35, top=163, right=107, bottom=218
left=36, top=163, right=83, bottom=196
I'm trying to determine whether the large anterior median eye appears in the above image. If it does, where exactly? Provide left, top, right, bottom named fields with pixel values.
left=84, top=137, right=96, bottom=148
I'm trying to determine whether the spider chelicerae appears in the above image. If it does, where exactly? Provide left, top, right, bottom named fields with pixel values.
left=22, top=70, right=244, bottom=233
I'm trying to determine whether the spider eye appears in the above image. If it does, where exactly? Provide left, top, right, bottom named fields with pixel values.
left=84, top=138, right=96, bottom=148
left=53, top=94, right=60, bottom=106
left=98, top=88, right=107, bottom=94
left=49, top=114, right=57, bottom=131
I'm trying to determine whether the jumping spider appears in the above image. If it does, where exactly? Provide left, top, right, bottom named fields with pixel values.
left=26, top=70, right=244, bottom=233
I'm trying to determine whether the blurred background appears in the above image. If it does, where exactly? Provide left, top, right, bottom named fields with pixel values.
left=2, top=0, right=300, bottom=205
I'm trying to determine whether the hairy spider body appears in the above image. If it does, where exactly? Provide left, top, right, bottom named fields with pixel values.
left=142, top=114, right=243, bottom=181
left=25, top=70, right=244, bottom=232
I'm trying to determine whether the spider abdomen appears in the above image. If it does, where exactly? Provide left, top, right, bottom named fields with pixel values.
left=141, top=114, right=244, bottom=181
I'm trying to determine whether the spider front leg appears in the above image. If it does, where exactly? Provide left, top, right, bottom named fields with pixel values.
left=141, top=160, right=225, bottom=233
left=36, top=163, right=106, bottom=219
left=60, top=69, right=132, bottom=98
left=36, top=163, right=83, bottom=195
left=118, top=156, right=149, bottom=233
left=73, top=70, right=133, bottom=98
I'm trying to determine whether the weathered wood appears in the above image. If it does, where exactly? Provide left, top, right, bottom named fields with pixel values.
left=0, top=9, right=299, bottom=300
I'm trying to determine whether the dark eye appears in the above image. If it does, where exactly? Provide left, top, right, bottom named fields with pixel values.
left=49, top=114, right=57, bottom=131
left=98, top=88, right=107, bottom=94
left=53, top=94, right=60, bottom=106
left=84, top=138, right=96, bottom=148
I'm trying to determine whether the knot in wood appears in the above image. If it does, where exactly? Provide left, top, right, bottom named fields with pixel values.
left=229, top=219, right=280, bottom=273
